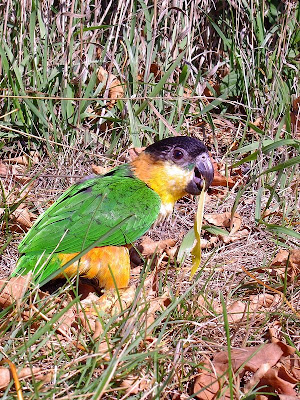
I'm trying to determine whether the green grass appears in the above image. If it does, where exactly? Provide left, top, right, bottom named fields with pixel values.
left=1, top=253, right=298, bottom=398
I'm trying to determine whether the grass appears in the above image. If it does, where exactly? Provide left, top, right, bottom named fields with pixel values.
left=0, top=0, right=299, bottom=398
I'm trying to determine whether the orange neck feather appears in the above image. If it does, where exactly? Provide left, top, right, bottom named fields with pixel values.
left=130, top=153, right=191, bottom=207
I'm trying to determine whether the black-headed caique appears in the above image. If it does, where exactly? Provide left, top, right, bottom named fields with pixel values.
left=13, top=136, right=214, bottom=290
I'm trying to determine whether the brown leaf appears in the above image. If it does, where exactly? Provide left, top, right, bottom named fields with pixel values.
left=207, top=187, right=228, bottom=201
left=56, top=304, right=77, bottom=334
left=92, top=320, right=104, bottom=340
left=138, top=63, right=161, bottom=83
left=226, top=300, right=247, bottom=322
left=205, top=212, right=242, bottom=232
left=279, top=354, right=300, bottom=382
left=194, top=342, right=296, bottom=400
left=120, top=376, right=149, bottom=395
left=139, top=237, right=177, bottom=257
left=290, top=96, right=300, bottom=135
left=82, top=287, right=136, bottom=316
left=197, top=294, right=280, bottom=322
left=214, top=342, right=295, bottom=373
left=200, top=237, right=218, bottom=250
left=144, top=292, right=170, bottom=327
left=97, top=66, right=124, bottom=109
left=194, top=360, right=230, bottom=400
left=10, top=164, right=31, bottom=184
left=165, top=244, right=178, bottom=259
left=0, top=275, right=31, bottom=308
left=227, top=293, right=281, bottom=322
left=79, top=309, right=97, bottom=334
left=196, top=295, right=221, bottom=317
left=12, top=206, right=33, bottom=229
left=91, top=165, right=110, bottom=175
left=204, top=212, right=247, bottom=244
left=244, top=363, right=272, bottom=392
left=128, top=147, right=145, bottom=162
left=259, top=367, right=298, bottom=396
left=3, top=152, right=40, bottom=166
left=221, top=228, right=249, bottom=244
left=0, top=366, right=45, bottom=390
left=0, top=163, right=27, bottom=182
left=270, top=249, right=300, bottom=281
left=211, top=161, right=236, bottom=188
left=0, top=162, right=8, bottom=176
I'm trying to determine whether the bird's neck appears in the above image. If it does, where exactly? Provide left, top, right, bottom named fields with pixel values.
left=130, top=153, right=192, bottom=217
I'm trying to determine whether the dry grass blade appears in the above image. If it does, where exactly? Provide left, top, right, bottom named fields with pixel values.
left=0, top=359, right=23, bottom=400
left=190, top=185, right=206, bottom=279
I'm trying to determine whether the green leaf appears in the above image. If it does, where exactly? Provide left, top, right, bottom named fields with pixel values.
left=262, top=139, right=299, bottom=153
left=232, top=150, right=258, bottom=167
left=232, top=139, right=273, bottom=154
left=255, top=187, right=263, bottom=222
left=177, top=228, right=195, bottom=262
left=265, top=224, right=300, bottom=240
left=262, top=156, right=300, bottom=174
left=202, top=225, right=229, bottom=236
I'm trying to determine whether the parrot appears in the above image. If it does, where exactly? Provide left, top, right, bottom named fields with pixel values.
left=13, top=136, right=214, bottom=291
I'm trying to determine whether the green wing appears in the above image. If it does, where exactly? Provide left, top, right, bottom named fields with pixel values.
left=15, top=168, right=161, bottom=279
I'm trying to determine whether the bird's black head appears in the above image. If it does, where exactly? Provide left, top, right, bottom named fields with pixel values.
left=145, top=136, right=214, bottom=194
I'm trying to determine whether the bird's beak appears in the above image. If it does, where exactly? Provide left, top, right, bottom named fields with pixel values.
left=186, top=153, right=214, bottom=195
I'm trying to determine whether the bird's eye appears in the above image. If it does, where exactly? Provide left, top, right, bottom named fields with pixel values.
left=173, top=149, right=184, bottom=160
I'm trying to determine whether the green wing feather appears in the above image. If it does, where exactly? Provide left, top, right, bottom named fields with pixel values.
left=14, top=165, right=161, bottom=281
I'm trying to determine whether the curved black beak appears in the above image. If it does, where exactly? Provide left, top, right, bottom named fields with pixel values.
left=186, top=152, right=214, bottom=195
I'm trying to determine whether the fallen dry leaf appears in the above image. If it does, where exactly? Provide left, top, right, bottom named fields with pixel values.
left=11, top=206, right=33, bottom=229
left=204, top=212, right=241, bottom=229
left=139, top=237, right=177, bottom=257
left=0, top=162, right=28, bottom=183
left=227, top=293, right=281, bottom=323
left=290, top=96, right=300, bottom=135
left=206, top=187, right=228, bottom=201
left=79, top=308, right=98, bottom=335
left=197, top=293, right=280, bottom=322
left=258, top=367, right=298, bottom=396
left=221, top=228, right=249, bottom=244
left=0, top=366, right=49, bottom=390
left=120, top=375, right=149, bottom=395
left=204, top=212, right=248, bottom=244
left=199, top=237, right=218, bottom=250
left=128, top=147, right=145, bottom=162
left=244, top=362, right=272, bottom=393
left=0, top=162, right=8, bottom=176
left=91, top=165, right=110, bottom=175
left=56, top=304, right=77, bottom=334
left=82, top=287, right=136, bottom=316
left=194, top=341, right=296, bottom=400
left=97, top=66, right=124, bottom=109
left=144, top=292, right=171, bottom=327
left=0, top=275, right=31, bottom=308
left=211, top=161, right=236, bottom=188
left=3, top=152, right=40, bottom=166
left=194, top=359, right=230, bottom=400
left=270, top=249, right=300, bottom=281
left=10, top=164, right=32, bottom=184
left=138, top=63, right=161, bottom=83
